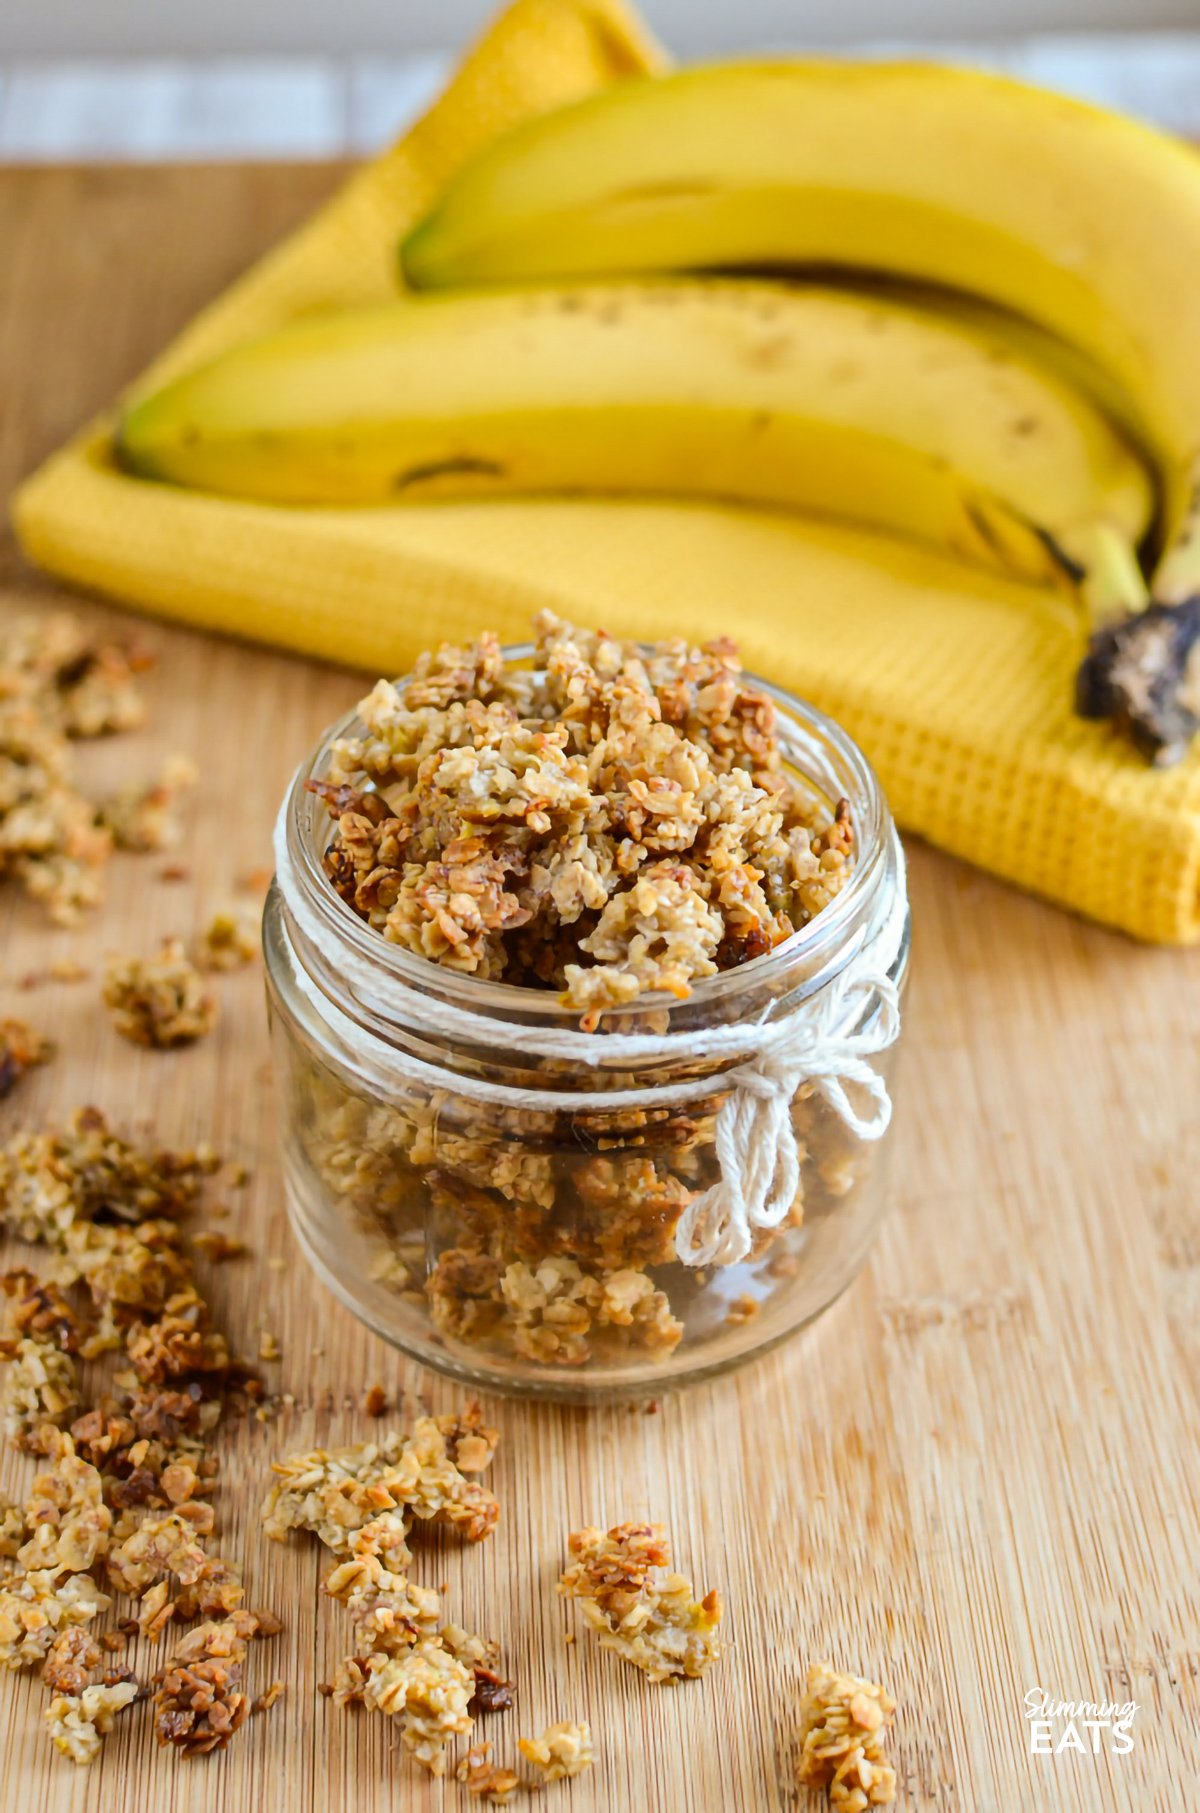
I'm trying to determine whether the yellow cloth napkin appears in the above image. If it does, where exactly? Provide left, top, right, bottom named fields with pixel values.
left=12, top=0, right=1200, bottom=945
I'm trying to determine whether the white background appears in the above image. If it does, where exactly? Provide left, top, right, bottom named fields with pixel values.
left=1, top=0, right=1194, bottom=57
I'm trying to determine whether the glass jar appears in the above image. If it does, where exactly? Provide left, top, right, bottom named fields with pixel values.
left=263, top=660, right=910, bottom=1402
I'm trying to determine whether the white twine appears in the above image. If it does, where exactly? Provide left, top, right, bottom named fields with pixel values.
left=274, top=792, right=907, bottom=1270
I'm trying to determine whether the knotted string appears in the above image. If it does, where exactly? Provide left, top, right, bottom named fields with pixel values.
left=274, top=795, right=907, bottom=1270
left=671, top=966, right=902, bottom=1266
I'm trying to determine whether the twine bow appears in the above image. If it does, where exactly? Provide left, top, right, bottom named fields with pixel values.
left=673, top=970, right=902, bottom=1267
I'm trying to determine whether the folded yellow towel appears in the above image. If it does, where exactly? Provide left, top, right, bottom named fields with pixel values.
left=12, top=0, right=1200, bottom=944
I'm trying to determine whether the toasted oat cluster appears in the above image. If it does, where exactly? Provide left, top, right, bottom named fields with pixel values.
left=102, top=940, right=218, bottom=1048
left=0, top=1105, right=216, bottom=1247
left=314, top=611, right=853, bottom=1020
left=45, top=1677, right=140, bottom=1764
left=98, top=753, right=196, bottom=853
left=194, top=907, right=259, bottom=972
left=796, top=1660, right=898, bottom=1811
left=519, top=1718, right=594, bottom=1783
left=457, top=1739, right=520, bottom=1800
left=152, top=1610, right=266, bottom=1755
left=0, top=1017, right=54, bottom=1100
left=0, top=1108, right=278, bottom=1765
left=558, top=1523, right=722, bottom=1683
left=265, top=1406, right=503, bottom=1777
left=0, top=611, right=189, bottom=923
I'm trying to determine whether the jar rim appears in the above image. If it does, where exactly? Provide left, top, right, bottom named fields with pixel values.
left=281, top=644, right=895, bottom=1030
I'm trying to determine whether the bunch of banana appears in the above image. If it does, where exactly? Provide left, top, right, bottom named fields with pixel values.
left=120, top=59, right=1200, bottom=759
left=393, top=60, right=1200, bottom=763
left=118, top=279, right=1150, bottom=617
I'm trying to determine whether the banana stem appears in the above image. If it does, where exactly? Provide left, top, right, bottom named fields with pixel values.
left=1057, top=520, right=1149, bottom=631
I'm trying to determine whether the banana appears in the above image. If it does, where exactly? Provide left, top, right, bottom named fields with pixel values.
left=399, top=61, right=1200, bottom=758
left=117, top=279, right=1152, bottom=610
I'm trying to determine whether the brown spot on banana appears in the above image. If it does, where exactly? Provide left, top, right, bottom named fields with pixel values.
left=393, top=456, right=506, bottom=492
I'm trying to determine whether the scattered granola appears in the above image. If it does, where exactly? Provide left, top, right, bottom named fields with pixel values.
left=315, top=613, right=853, bottom=1017
left=558, top=1523, right=722, bottom=1683
left=796, top=1660, right=898, bottom=1811
left=45, top=1677, right=139, bottom=1765
left=457, top=1739, right=520, bottom=1800
left=194, top=907, right=259, bottom=972
left=1, top=1336, right=80, bottom=1447
left=0, top=1106, right=216, bottom=1246
left=103, top=941, right=217, bottom=1048
left=265, top=1407, right=502, bottom=1776
left=0, top=611, right=184, bottom=923
left=0, top=1017, right=54, bottom=1099
left=0, top=1108, right=279, bottom=1763
left=519, top=1719, right=594, bottom=1783
left=261, top=1414, right=499, bottom=1558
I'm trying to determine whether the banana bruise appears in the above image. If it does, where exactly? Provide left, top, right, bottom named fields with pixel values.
left=117, top=280, right=1152, bottom=610
left=400, top=61, right=1200, bottom=757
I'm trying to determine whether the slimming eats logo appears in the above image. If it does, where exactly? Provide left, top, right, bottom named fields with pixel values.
left=1024, top=1686, right=1138, bottom=1756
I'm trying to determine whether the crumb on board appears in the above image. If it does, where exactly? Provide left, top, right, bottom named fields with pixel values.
left=518, top=1718, right=595, bottom=1783
left=456, top=1739, right=520, bottom=1800
left=102, top=940, right=217, bottom=1049
left=558, top=1522, right=722, bottom=1683
left=192, top=1231, right=248, bottom=1263
left=796, top=1659, right=898, bottom=1810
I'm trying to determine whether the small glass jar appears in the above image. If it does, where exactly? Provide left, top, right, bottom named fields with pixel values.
left=263, top=660, right=910, bottom=1402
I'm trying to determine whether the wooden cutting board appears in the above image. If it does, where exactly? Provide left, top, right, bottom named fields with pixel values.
left=0, top=164, right=1198, bottom=1813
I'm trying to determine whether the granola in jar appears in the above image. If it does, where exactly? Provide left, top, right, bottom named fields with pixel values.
left=266, top=614, right=909, bottom=1396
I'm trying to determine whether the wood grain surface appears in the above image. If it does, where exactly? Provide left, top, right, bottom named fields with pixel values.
left=1, top=164, right=1198, bottom=1813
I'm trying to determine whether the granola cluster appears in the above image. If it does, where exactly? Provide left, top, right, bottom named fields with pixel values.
left=518, top=1718, right=594, bottom=1783
left=0, top=611, right=190, bottom=923
left=0, top=1017, right=54, bottom=1100
left=315, top=612, right=853, bottom=1019
left=102, top=940, right=218, bottom=1048
left=194, top=907, right=259, bottom=973
left=263, top=1407, right=503, bottom=1778
left=796, top=1660, right=898, bottom=1811
left=0, top=1107, right=279, bottom=1765
left=558, top=1523, right=722, bottom=1684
